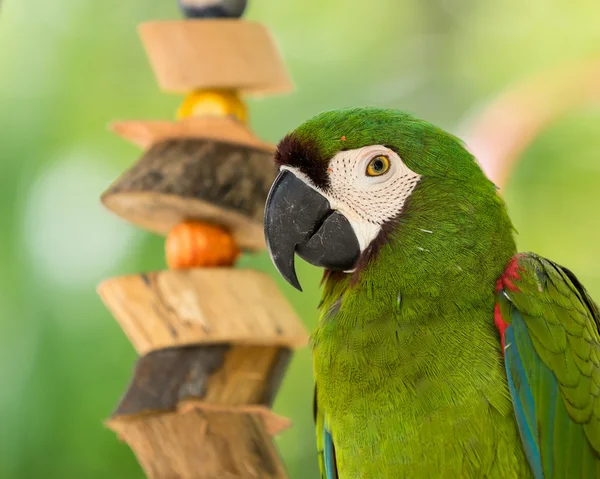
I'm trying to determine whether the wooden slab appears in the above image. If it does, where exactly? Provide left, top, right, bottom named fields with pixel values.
left=139, top=20, right=293, bottom=95
left=110, top=116, right=274, bottom=151
left=97, top=268, right=309, bottom=353
left=108, top=405, right=289, bottom=479
left=112, top=345, right=291, bottom=416
left=101, top=138, right=278, bottom=251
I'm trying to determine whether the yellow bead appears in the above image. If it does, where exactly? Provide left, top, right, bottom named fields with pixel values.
left=176, top=89, right=248, bottom=123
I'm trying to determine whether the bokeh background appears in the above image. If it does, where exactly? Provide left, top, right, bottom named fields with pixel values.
left=1, top=1, right=599, bottom=478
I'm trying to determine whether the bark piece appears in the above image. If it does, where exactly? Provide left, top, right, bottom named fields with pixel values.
left=97, top=268, right=309, bottom=354
left=139, top=20, right=293, bottom=95
left=101, top=138, right=278, bottom=251
left=113, top=345, right=291, bottom=418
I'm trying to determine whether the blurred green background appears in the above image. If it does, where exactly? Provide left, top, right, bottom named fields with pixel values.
left=0, top=1, right=599, bottom=478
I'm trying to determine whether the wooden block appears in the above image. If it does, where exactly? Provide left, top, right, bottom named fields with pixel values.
left=110, top=116, right=274, bottom=151
left=139, top=20, right=293, bottom=95
left=101, top=138, right=277, bottom=251
left=97, top=268, right=309, bottom=354
left=108, top=405, right=289, bottom=478
left=112, top=345, right=292, bottom=415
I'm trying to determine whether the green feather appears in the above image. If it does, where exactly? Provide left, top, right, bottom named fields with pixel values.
left=498, top=254, right=600, bottom=478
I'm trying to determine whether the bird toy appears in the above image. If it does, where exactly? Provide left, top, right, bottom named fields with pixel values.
left=97, top=2, right=308, bottom=477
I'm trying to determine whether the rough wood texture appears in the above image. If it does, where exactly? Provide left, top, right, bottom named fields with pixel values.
left=113, top=345, right=291, bottom=417
left=139, top=20, right=293, bottom=95
left=108, top=406, right=289, bottom=478
left=97, top=268, right=309, bottom=354
left=110, top=116, right=274, bottom=151
left=101, top=138, right=278, bottom=251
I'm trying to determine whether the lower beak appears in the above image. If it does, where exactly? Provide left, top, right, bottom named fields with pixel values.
left=264, top=170, right=360, bottom=291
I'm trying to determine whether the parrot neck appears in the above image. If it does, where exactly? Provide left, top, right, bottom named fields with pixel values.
left=315, top=178, right=517, bottom=343
left=312, top=181, right=524, bottom=476
left=381, top=185, right=516, bottom=303
left=312, top=181, right=519, bottom=448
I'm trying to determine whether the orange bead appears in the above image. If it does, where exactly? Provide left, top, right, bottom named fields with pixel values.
left=165, top=221, right=240, bottom=269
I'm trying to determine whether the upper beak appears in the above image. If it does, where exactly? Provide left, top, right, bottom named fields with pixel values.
left=264, top=170, right=360, bottom=291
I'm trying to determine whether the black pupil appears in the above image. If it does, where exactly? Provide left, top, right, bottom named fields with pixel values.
left=372, top=158, right=384, bottom=172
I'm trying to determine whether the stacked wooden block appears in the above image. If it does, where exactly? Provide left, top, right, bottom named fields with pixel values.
left=98, top=3, right=308, bottom=477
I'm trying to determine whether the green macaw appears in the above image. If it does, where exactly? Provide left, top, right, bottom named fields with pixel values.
left=263, top=107, right=600, bottom=478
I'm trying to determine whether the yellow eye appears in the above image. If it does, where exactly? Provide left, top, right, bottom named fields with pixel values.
left=366, top=155, right=390, bottom=177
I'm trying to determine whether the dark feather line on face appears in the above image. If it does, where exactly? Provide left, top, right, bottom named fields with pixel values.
left=274, top=133, right=330, bottom=189
left=318, top=219, right=399, bottom=288
left=350, top=218, right=399, bottom=283
left=322, top=269, right=347, bottom=287
left=320, top=217, right=400, bottom=288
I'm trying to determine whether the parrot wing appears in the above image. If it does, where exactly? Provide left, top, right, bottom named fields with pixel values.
left=314, top=387, right=338, bottom=479
left=495, top=253, right=600, bottom=478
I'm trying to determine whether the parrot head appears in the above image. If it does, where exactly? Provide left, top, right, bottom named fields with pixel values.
left=264, top=107, right=502, bottom=291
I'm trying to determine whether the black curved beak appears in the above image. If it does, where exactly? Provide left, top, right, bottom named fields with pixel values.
left=264, top=170, right=360, bottom=291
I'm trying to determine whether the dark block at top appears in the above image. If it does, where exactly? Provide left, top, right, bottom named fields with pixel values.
left=178, top=0, right=247, bottom=18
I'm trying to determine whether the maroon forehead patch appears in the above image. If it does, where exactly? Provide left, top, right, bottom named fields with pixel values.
left=274, top=133, right=330, bottom=189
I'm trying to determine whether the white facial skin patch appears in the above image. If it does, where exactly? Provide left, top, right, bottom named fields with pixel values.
left=282, top=145, right=421, bottom=252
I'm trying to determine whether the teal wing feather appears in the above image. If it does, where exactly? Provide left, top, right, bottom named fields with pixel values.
left=315, top=387, right=338, bottom=479
left=496, top=253, right=600, bottom=478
